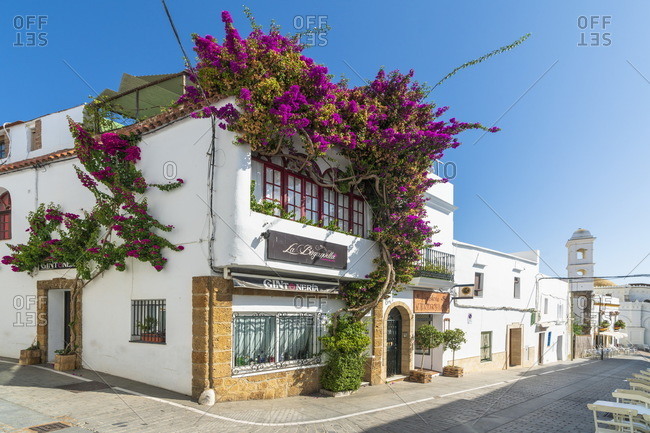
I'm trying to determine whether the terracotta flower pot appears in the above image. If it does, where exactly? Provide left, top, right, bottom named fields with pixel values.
left=599, top=327, right=608, bottom=332
left=141, top=333, right=165, bottom=343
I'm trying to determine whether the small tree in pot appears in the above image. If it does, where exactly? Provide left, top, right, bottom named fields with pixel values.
left=442, top=328, right=466, bottom=377
left=410, top=324, right=444, bottom=383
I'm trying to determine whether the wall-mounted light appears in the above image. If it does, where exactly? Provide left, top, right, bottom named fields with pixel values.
left=260, top=230, right=270, bottom=240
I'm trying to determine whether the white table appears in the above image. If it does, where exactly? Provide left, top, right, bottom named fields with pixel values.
left=593, top=400, right=650, bottom=416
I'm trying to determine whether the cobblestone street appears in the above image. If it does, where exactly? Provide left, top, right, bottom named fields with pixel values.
left=1, top=354, right=648, bottom=432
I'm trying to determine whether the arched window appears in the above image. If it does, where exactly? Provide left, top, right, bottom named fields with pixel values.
left=577, top=269, right=586, bottom=276
left=0, top=191, right=11, bottom=240
left=577, top=248, right=587, bottom=260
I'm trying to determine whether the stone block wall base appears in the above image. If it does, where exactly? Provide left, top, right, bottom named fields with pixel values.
left=212, top=366, right=323, bottom=402
left=448, top=352, right=507, bottom=374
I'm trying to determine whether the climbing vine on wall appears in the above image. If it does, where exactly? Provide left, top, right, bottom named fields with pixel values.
left=178, top=10, right=523, bottom=318
left=2, top=120, right=184, bottom=280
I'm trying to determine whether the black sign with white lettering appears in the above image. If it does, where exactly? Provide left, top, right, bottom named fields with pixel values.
left=266, top=230, right=347, bottom=269
left=233, top=275, right=339, bottom=294
left=38, top=262, right=75, bottom=271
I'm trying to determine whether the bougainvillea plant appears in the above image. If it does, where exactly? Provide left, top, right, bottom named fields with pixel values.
left=1, top=121, right=183, bottom=350
left=178, top=10, right=522, bottom=318
left=2, top=121, right=183, bottom=278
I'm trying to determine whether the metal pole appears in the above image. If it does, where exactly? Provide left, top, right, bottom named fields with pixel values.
left=598, top=295, right=603, bottom=360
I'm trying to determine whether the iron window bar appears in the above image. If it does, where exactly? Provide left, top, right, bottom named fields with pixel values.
left=232, top=312, right=326, bottom=375
left=130, top=299, right=166, bottom=344
left=414, top=249, right=455, bottom=281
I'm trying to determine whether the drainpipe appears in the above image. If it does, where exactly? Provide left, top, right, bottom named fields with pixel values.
left=208, top=278, right=214, bottom=389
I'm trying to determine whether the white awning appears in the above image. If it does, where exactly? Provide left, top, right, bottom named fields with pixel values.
left=600, top=331, right=628, bottom=338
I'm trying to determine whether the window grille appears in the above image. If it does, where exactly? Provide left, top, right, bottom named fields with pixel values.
left=131, top=299, right=166, bottom=344
left=480, top=331, right=492, bottom=362
left=474, top=273, right=484, bottom=297
left=232, top=312, right=325, bottom=374
left=514, top=277, right=521, bottom=299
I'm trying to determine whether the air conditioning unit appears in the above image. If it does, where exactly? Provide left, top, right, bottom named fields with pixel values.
left=458, top=286, right=474, bottom=298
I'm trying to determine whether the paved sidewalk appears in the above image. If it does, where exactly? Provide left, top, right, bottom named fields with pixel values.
left=1, top=354, right=649, bottom=432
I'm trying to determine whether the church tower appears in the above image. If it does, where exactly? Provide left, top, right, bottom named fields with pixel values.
left=567, top=228, right=596, bottom=327
left=566, top=228, right=596, bottom=292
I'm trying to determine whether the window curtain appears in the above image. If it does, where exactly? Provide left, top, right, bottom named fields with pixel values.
left=234, top=316, right=276, bottom=364
left=278, top=315, right=314, bottom=361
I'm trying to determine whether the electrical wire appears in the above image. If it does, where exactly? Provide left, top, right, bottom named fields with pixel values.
left=538, top=274, right=650, bottom=281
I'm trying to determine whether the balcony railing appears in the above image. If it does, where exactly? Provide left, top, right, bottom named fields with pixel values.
left=414, top=249, right=455, bottom=281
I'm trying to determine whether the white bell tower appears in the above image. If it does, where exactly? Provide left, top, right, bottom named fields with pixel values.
left=566, top=228, right=596, bottom=292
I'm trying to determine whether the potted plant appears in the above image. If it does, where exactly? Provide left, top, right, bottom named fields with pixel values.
left=442, top=328, right=467, bottom=377
left=138, top=316, right=164, bottom=343
left=572, top=322, right=591, bottom=335
left=54, top=344, right=78, bottom=371
left=319, top=315, right=371, bottom=397
left=410, top=324, right=443, bottom=383
left=614, top=320, right=626, bottom=331
left=599, top=320, right=610, bottom=332
left=19, top=340, right=42, bottom=366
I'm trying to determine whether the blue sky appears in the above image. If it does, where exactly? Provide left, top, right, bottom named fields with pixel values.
left=2, top=1, right=649, bottom=282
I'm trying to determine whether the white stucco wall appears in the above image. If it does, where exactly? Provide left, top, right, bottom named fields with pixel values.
left=538, top=277, right=570, bottom=363
left=446, top=241, right=540, bottom=365
left=0, top=98, right=385, bottom=394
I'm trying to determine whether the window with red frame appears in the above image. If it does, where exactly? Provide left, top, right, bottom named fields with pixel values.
left=256, top=158, right=366, bottom=237
left=263, top=165, right=282, bottom=216
left=0, top=192, right=11, bottom=240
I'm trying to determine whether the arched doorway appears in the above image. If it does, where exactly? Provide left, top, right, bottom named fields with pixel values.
left=386, top=308, right=402, bottom=377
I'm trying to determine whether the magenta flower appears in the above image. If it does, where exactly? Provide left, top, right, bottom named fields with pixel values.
left=221, top=10, right=233, bottom=24
left=239, top=87, right=252, bottom=100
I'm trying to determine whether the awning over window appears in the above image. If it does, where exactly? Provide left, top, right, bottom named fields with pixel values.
left=231, top=273, right=339, bottom=295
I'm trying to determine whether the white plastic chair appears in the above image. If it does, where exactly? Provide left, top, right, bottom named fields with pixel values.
left=614, top=391, right=650, bottom=408
left=630, top=381, right=650, bottom=394
left=588, top=403, right=647, bottom=432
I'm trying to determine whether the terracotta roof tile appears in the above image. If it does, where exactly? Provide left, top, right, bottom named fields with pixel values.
left=0, top=148, right=77, bottom=173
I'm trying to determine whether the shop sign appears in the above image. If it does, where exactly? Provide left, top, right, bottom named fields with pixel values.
left=233, top=274, right=339, bottom=294
left=38, top=262, right=75, bottom=271
left=266, top=230, right=347, bottom=269
left=413, top=290, right=450, bottom=313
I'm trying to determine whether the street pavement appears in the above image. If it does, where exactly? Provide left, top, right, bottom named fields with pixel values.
left=1, top=353, right=648, bottom=432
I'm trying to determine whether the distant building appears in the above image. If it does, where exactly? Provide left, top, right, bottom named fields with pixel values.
left=593, top=279, right=650, bottom=347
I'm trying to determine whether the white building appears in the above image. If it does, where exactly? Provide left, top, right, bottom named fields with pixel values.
left=593, top=280, right=649, bottom=346
left=0, top=74, right=572, bottom=402
left=371, top=183, right=570, bottom=377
